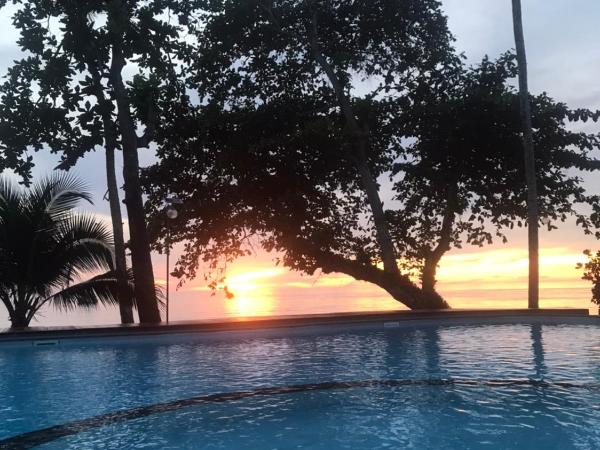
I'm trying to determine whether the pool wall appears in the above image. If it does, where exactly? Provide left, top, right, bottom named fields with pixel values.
left=0, top=309, right=594, bottom=348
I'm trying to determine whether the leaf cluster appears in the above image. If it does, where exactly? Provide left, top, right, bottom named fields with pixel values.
left=0, top=0, right=192, bottom=180
left=577, top=250, right=600, bottom=305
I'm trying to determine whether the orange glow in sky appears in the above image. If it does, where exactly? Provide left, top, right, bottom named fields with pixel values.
left=21, top=243, right=596, bottom=328
left=437, top=247, right=588, bottom=291
left=191, top=268, right=285, bottom=317
left=222, top=268, right=284, bottom=316
left=176, top=245, right=594, bottom=319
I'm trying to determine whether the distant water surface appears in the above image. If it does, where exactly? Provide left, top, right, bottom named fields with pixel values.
left=0, top=285, right=593, bottom=329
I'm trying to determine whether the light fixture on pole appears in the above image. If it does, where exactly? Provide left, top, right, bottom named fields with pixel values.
left=164, top=197, right=182, bottom=323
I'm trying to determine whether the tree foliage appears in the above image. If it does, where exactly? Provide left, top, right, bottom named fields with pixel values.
left=0, top=0, right=191, bottom=322
left=391, top=53, right=600, bottom=291
left=145, top=1, right=600, bottom=309
left=145, top=0, right=462, bottom=309
left=577, top=250, right=600, bottom=306
left=0, top=174, right=126, bottom=327
left=0, top=0, right=186, bottom=176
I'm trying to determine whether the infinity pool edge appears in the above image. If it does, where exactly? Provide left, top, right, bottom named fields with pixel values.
left=0, top=308, right=592, bottom=344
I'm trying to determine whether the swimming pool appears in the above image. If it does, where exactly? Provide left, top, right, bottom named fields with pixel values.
left=2, top=317, right=600, bottom=449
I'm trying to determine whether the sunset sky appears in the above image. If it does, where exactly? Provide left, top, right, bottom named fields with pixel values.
left=1, top=0, right=600, bottom=326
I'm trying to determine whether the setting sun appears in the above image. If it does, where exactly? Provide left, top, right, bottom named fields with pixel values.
left=221, top=268, right=285, bottom=317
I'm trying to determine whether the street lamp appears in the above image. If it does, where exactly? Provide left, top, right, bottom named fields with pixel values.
left=164, top=197, right=182, bottom=323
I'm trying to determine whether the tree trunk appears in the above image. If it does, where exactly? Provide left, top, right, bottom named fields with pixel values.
left=382, top=276, right=450, bottom=310
left=106, top=145, right=135, bottom=324
left=307, top=16, right=400, bottom=276
left=9, top=293, right=31, bottom=328
left=512, top=0, right=540, bottom=309
left=355, top=146, right=399, bottom=275
left=421, top=185, right=457, bottom=293
left=87, top=63, right=135, bottom=325
left=305, top=241, right=449, bottom=309
left=421, top=258, right=438, bottom=294
left=107, top=0, right=161, bottom=323
left=268, top=8, right=448, bottom=308
left=352, top=264, right=449, bottom=310
left=9, top=314, right=30, bottom=328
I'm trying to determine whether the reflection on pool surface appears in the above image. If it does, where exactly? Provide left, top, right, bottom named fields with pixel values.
left=2, top=322, right=600, bottom=449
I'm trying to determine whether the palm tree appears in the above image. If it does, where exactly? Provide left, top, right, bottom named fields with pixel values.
left=512, top=0, right=539, bottom=309
left=0, top=174, right=130, bottom=328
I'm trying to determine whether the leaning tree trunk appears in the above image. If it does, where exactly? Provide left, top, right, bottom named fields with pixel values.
left=107, top=0, right=161, bottom=323
left=380, top=274, right=450, bottom=309
left=354, top=144, right=401, bottom=275
left=512, top=0, right=540, bottom=309
left=266, top=8, right=448, bottom=309
left=305, top=12, right=448, bottom=308
left=421, top=259, right=439, bottom=294
left=303, top=239, right=450, bottom=310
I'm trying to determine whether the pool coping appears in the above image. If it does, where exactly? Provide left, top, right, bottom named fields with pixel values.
left=0, top=308, right=593, bottom=342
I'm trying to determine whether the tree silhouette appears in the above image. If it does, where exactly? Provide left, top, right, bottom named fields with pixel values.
left=577, top=250, right=600, bottom=307
left=393, top=54, right=600, bottom=292
left=145, top=0, right=460, bottom=309
left=146, top=47, right=600, bottom=307
left=0, top=174, right=127, bottom=328
left=0, top=0, right=189, bottom=322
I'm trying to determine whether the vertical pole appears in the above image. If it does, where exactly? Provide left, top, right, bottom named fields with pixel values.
left=166, top=225, right=170, bottom=323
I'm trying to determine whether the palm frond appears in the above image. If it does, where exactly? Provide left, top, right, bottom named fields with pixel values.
left=46, top=272, right=123, bottom=311
left=49, top=213, right=115, bottom=280
left=25, top=173, right=92, bottom=222
left=47, top=270, right=166, bottom=312
left=0, top=177, right=24, bottom=244
left=0, top=177, right=22, bottom=214
left=0, top=174, right=132, bottom=326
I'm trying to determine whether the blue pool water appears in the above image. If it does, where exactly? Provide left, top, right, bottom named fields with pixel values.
left=2, top=321, right=600, bottom=449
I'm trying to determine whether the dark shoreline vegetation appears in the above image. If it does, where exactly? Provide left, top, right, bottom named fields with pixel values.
left=1, top=1, right=600, bottom=327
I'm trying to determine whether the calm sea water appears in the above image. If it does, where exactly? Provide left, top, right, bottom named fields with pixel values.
left=0, top=286, right=593, bottom=329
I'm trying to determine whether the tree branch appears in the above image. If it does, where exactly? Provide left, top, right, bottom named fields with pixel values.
left=306, top=10, right=359, bottom=132
left=137, top=99, right=157, bottom=148
left=430, top=182, right=458, bottom=262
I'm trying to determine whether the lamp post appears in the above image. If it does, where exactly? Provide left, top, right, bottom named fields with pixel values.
left=165, top=197, right=182, bottom=323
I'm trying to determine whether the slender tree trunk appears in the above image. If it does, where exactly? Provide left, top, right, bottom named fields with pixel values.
left=106, top=146, right=134, bottom=324
left=512, top=0, right=539, bottom=309
left=10, top=290, right=32, bottom=328
left=107, top=0, right=161, bottom=323
left=112, top=74, right=160, bottom=324
left=84, top=59, right=135, bottom=324
left=307, top=16, right=399, bottom=275
left=355, top=145, right=399, bottom=275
